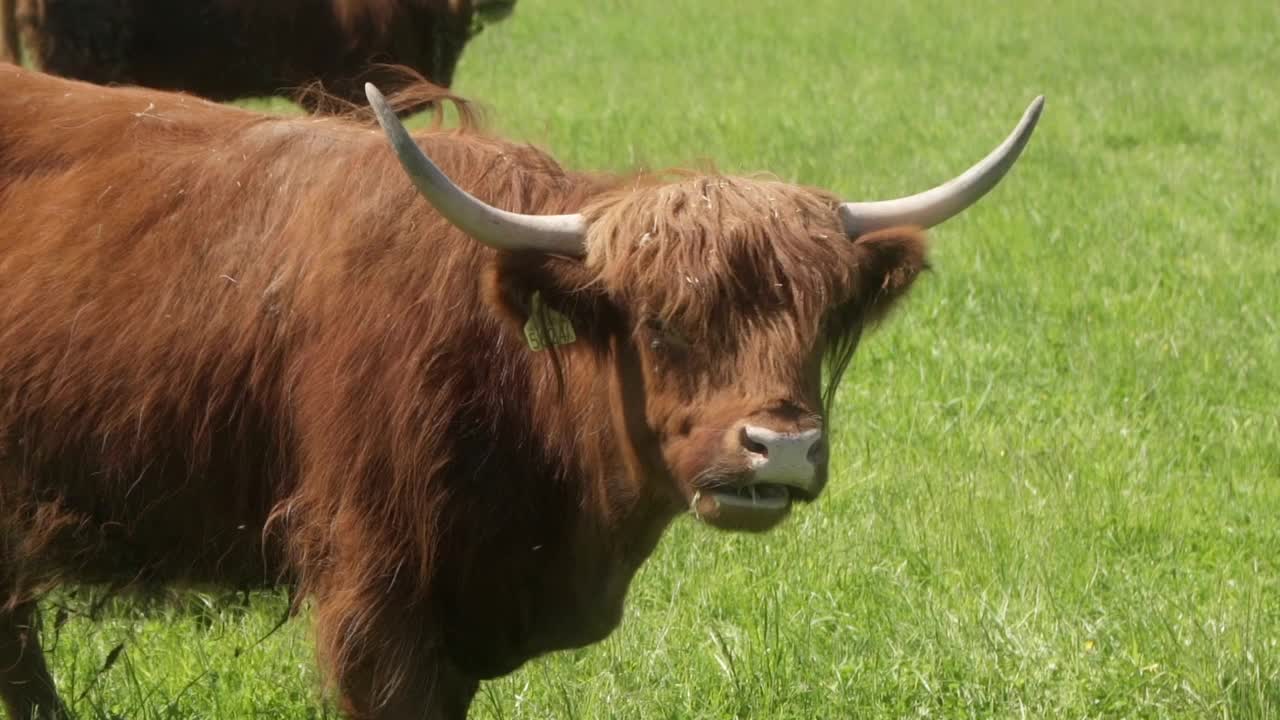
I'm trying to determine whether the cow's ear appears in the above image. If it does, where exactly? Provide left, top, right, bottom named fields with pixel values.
left=850, top=227, right=930, bottom=323
left=485, top=253, right=613, bottom=345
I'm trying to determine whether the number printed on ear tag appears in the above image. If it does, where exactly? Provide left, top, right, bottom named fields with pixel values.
left=523, top=291, right=577, bottom=351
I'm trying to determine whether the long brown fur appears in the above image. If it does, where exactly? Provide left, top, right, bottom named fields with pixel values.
left=8, top=0, right=495, bottom=112
left=0, top=0, right=17, bottom=65
left=0, top=65, right=928, bottom=719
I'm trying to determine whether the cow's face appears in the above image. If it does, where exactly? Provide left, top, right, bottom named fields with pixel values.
left=587, top=179, right=927, bottom=531
left=493, top=178, right=927, bottom=532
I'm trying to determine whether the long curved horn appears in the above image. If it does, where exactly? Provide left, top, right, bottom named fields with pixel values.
left=365, top=83, right=587, bottom=257
left=839, top=96, right=1044, bottom=236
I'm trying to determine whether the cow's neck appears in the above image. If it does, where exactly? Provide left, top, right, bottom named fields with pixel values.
left=433, top=317, right=681, bottom=678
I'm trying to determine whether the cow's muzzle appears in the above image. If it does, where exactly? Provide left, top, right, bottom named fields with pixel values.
left=691, top=425, right=827, bottom=532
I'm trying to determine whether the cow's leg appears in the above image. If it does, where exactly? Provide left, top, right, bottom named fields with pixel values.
left=0, top=602, right=66, bottom=720
left=312, top=595, right=477, bottom=720
left=329, top=643, right=478, bottom=720
left=346, top=663, right=477, bottom=720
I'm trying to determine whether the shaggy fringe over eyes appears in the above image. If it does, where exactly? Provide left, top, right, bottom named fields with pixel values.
left=580, top=176, right=862, bottom=345
left=578, top=176, right=927, bottom=409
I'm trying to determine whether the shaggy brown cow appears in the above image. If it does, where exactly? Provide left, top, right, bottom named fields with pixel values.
left=0, top=64, right=1042, bottom=719
left=0, top=0, right=514, bottom=111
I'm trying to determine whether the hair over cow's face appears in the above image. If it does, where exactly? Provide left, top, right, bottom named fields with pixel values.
left=493, top=176, right=928, bottom=532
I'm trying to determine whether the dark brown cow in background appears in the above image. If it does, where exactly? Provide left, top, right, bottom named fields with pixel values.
left=0, top=0, right=16, bottom=67
left=0, top=0, right=514, bottom=111
left=0, top=63, right=1042, bottom=719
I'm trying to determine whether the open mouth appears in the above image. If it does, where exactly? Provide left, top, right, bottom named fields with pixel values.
left=701, top=483, right=791, bottom=511
left=691, top=482, right=801, bottom=532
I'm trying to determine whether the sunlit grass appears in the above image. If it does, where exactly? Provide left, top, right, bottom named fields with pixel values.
left=42, top=0, right=1280, bottom=718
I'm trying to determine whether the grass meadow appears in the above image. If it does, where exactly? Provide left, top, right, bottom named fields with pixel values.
left=35, top=0, right=1280, bottom=718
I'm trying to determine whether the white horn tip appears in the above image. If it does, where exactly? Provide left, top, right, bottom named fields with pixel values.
left=839, top=96, right=1046, bottom=235
left=1026, top=95, right=1046, bottom=124
left=365, top=83, right=394, bottom=120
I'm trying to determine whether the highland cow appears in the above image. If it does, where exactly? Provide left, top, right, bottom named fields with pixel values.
left=0, top=64, right=1042, bottom=719
left=0, top=0, right=514, bottom=111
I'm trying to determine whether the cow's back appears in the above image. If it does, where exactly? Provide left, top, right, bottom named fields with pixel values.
left=0, top=65, right=607, bottom=605
left=0, top=68, right=347, bottom=591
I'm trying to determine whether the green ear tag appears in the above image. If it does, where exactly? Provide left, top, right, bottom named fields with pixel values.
left=523, top=291, right=577, bottom=351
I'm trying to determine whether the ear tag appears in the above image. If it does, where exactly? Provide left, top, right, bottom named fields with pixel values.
left=523, top=291, right=577, bottom=351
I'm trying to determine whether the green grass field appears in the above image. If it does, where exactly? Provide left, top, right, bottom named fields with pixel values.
left=36, top=0, right=1280, bottom=718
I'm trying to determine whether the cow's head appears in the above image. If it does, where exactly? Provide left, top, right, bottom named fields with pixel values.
left=366, top=85, right=1042, bottom=532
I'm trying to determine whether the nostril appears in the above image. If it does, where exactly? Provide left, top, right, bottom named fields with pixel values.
left=740, top=426, right=769, bottom=457
left=741, top=425, right=823, bottom=471
left=806, top=438, right=826, bottom=463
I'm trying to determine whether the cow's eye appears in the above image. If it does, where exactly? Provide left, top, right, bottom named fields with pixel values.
left=646, top=317, right=690, bottom=351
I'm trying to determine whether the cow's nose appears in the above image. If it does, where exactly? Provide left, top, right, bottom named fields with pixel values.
left=738, top=425, right=824, bottom=490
